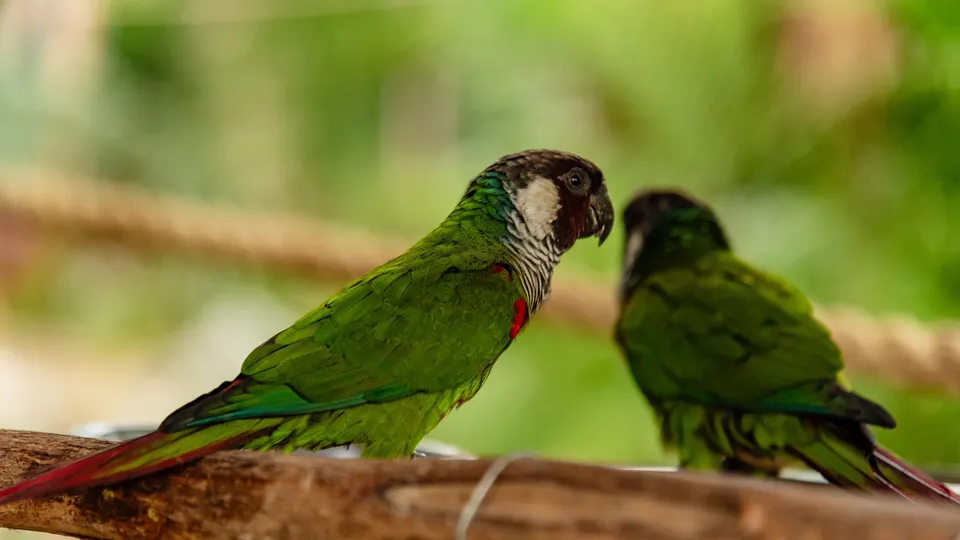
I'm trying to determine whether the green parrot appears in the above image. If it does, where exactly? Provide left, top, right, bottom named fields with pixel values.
left=614, top=189, right=960, bottom=504
left=0, top=149, right=613, bottom=504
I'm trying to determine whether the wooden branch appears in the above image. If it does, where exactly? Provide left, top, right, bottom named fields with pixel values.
left=0, top=430, right=959, bottom=539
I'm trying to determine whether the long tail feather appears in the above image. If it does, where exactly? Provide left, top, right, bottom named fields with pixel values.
left=793, top=430, right=960, bottom=505
left=871, top=446, right=960, bottom=505
left=0, top=420, right=272, bottom=504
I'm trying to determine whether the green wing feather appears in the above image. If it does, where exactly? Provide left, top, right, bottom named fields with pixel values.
left=162, top=243, right=523, bottom=431
left=616, top=251, right=893, bottom=427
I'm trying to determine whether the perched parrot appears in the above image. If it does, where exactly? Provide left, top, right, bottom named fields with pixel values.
left=614, top=189, right=960, bottom=504
left=0, top=149, right=614, bottom=504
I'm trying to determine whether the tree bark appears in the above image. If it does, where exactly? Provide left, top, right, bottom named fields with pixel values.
left=0, top=430, right=959, bottom=540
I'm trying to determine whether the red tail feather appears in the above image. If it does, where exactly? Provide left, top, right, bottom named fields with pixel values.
left=872, top=447, right=960, bottom=505
left=0, top=429, right=251, bottom=505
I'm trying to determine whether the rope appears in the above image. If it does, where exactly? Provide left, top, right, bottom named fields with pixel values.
left=112, top=0, right=440, bottom=27
left=1, top=168, right=957, bottom=393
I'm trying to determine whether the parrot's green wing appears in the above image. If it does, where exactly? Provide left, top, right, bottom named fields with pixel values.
left=616, top=252, right=893, bottom=427
left=161, top=251, right=523, bottom=430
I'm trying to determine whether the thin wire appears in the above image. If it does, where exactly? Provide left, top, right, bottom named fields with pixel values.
left=454, top=452, right=535, bottom=540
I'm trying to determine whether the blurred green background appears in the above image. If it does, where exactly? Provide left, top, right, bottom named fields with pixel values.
left=1, top=0, right=960, bottom=516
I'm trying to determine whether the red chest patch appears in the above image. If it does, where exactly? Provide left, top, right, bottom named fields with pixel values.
left=510, top=298, right=527, bottom=340
left=488, top=265, right=525, bottom=339
left=489, top=264, right=513, bottom=281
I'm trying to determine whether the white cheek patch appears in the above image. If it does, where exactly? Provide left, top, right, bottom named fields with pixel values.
left=515, top=176, right=561, bottom=240
left=624, top=231, right=644, bottom=266
left=619, top=231, right=644, bottom=297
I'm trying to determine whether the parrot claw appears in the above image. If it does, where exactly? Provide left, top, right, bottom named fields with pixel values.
left=455, top=452, right=536, bottom=540
left=412, top=450, right=429, bottom=459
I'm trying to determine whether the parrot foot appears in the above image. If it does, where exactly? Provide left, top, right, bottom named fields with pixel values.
left=455, top=452, right=536, bottom=540
left=720, top=457, right=780, bottom=478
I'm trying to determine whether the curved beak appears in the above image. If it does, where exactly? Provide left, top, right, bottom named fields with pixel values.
left=581, top=184, right=615, bottom=246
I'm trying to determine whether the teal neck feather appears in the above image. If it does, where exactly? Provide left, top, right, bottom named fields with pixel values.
left=442, top=172, right=561, bottom=313
left=449, top=172, right=516, bottom=228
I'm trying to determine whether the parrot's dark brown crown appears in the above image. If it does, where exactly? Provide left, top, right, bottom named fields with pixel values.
left=486, top=149, right=604, bottom=189
left=622, top=189, right=711, bottom=239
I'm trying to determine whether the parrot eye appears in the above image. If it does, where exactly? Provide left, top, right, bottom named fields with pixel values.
left=564, top=168, right=590, bottom=194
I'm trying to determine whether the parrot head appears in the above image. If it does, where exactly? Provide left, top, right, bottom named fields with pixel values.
left=483, top=149, right=614, bottom=250
left=618, top=189, right=730, bottom=298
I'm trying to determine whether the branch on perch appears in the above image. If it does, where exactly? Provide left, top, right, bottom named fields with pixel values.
left=0, top=430, right=959, bottom=539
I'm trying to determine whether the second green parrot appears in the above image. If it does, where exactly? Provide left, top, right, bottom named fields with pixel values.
left=0, top=149, right=614, bottom=504
left=615, top=189, right=960, bottom=504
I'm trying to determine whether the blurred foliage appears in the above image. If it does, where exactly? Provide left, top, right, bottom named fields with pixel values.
left=1, top=0, right=960, bottom=469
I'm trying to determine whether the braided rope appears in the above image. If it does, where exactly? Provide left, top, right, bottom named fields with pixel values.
left=1, top=168, right=957, bottom=393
